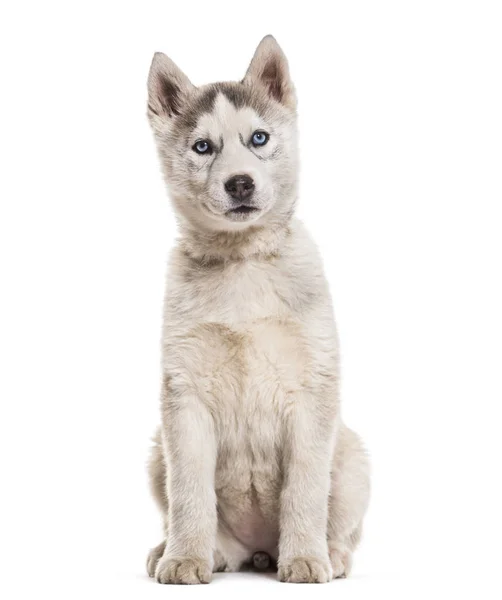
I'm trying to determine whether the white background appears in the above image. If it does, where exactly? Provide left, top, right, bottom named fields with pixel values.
left=1, top=1, right=501, bottom=598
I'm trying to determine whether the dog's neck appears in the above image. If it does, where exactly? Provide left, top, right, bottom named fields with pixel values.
left=178, top=218, right=293, bottom=264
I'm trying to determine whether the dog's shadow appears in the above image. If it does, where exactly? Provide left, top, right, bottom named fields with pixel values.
left=213, top=568, right=278, bottom=583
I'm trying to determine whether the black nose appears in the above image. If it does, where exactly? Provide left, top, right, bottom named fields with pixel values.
left=224, top=174, right=255, bottom=201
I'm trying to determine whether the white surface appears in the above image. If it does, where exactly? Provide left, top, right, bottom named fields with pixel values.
left=1, top=1, right=501, bottom=598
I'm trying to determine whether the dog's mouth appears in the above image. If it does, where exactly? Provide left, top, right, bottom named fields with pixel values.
left=225, top=205, right=260, bottom=219
left=228, top=205, right=258, bottom=214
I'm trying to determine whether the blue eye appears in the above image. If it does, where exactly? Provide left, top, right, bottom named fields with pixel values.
left=251, top=131, right=269, bottom=147
left=193, top=140, right=212, bottom=154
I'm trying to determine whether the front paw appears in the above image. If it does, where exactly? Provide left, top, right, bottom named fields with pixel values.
left=155, top=556, right=212, bottom=584
left=278, top=556, right=332, bottom=583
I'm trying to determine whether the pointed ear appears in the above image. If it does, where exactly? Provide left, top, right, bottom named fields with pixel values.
left=147, top=52, right=195, bottom=119
left=243, top=35, right=296, bottom=110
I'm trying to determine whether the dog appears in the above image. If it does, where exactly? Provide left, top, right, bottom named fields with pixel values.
left=145, top=35, right=370, bottom=584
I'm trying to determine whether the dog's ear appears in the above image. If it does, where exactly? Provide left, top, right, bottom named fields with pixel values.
left=243, top=35, right=296, bottom=110
left=147, top=52, right=195, bottom=119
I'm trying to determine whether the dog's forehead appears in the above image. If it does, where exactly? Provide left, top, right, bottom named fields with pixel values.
left=175, top=82, right=272, bottom=137
left=195, top=93, right=262, bottom=138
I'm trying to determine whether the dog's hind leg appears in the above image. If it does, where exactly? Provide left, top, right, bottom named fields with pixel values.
left=146, top=429, right=169, bottom=577
left=213, top=523, right=253, bottom=572
left=327, top=425, right=370, bottom=578
left=147, top=540, right=166, bottom=577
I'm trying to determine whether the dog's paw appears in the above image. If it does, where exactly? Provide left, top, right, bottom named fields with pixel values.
left=329, top=547, right=353, bottom=579
left=155, top=556, right=212, bottom=584
left=278, top=556, right=332, bottom=583
left=146, top=541, right=166, bottom=577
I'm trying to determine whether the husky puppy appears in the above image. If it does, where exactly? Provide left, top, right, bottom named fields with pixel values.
left=146, top=35, right=370, bottom=584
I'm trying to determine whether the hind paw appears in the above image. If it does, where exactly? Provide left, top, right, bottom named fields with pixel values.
left=329, top=547, right=353, bottom=579
left=146, top=541, right=166, bottom=577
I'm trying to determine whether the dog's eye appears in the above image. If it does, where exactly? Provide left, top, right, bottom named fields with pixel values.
left=193, top=140, right=212, bottom=155
left=251, top=131, right=269, bottom=147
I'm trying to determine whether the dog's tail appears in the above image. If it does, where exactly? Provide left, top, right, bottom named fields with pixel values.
left=252, top=551, right=271, bottom=570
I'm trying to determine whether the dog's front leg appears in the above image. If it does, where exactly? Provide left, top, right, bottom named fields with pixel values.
left=278, top=391, right=335, bottom=583
left=155, top=388, right=217, bottom=585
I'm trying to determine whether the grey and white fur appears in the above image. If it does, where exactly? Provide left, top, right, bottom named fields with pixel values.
left=146, top=35, right=370, bottom=584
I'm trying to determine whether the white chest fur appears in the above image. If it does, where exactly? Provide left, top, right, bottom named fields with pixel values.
left=161, top=226, right=338, bottom=408
left=166, top=257, right=291, bottom=327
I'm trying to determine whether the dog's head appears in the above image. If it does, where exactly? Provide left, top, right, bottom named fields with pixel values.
left=147, top=36, right=298, bottom=232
